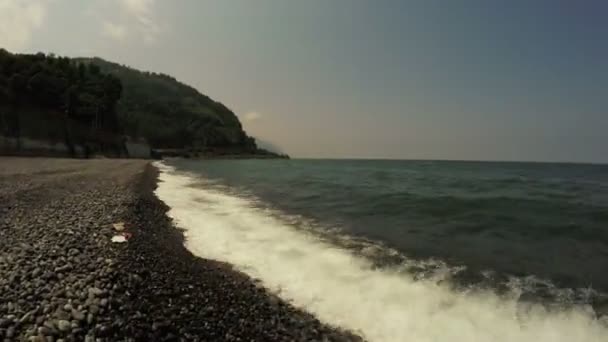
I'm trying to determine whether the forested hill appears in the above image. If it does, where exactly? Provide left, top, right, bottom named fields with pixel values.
left=0, top=49, right=281, bottom=157
left=0, top=49, right=124, bottom=156
left=75, top=57, right=257, bottom=152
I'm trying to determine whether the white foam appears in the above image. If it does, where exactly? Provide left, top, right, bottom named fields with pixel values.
left=154, top=162, right=608, bottom=342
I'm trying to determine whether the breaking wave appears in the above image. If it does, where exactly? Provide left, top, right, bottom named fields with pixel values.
left=154, top=162, right=608, bottom=342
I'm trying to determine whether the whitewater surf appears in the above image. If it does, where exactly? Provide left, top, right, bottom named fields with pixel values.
left=154, top=162, right=607, bottom=342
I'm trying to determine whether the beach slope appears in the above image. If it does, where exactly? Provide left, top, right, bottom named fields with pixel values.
left=0, top=158, right=360, bottom=341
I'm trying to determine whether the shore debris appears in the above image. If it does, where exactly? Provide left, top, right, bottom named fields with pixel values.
left=112, top=221, right=126, bottom=231
left=111, top=235, right=127, bottom=243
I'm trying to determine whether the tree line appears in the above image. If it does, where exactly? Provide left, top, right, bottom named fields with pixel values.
left=0, top=49, right=124, bottom=155
left=0, top=50, right=279, bottom=158
left=76, top=57, right=257, bottom=153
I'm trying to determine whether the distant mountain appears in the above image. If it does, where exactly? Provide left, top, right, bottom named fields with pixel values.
left=75, top=57, right=257, bottom=153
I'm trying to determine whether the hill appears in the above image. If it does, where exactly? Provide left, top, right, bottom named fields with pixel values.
left=75, top=57, right=258, bottom=154
left=0, top=49, right=124, bottom=156
left=0, top=50, right=286, bottom=158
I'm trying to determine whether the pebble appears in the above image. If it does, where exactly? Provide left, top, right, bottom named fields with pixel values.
left=56, top=320, right=71, bottom=332
left=87, top=287, right=103, bottom=298
left=6, top=326, right=15, bottom=338
left=71, top=309, right=85, bottom=321
left=0, top=318, right=10, bottom=328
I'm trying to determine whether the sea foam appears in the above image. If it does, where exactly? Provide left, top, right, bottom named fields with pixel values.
left=154, top=162, right=607, bottom=342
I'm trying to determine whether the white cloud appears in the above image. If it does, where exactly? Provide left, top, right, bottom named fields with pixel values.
left=101, top=21, right=127, bottom=41
left=243, top=112, right=263, bottom=122
left=121, top=0, right=152, bottom=17
left=117, top=0, right=159, bottom=45
left=0, top=0, right=46, bottom=52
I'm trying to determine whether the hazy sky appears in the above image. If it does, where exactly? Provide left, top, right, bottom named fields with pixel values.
left=1, top=0, right=607, bottom=162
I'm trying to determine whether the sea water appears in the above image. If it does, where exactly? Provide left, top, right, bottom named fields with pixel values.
left=155, top=159, right=608, bottom=341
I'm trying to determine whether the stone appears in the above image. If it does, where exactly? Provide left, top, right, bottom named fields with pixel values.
left=0, top=318, right=10, bottom=328
left=6, top=326, right=15, bottom=338
left=56, top=320, right=71, bottom=332
left=32, top=268, right=42, bottom=278
left=87, top=287, right=103, bottom=298
left=71, top=309, right=85, bottom=321
left=89, top=305, right=99, bottom=315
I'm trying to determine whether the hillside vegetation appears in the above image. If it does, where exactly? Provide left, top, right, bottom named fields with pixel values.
left=0, top=49, right=124, bottom=155
left=75, top=57, right=257, bottom=152
left=0, top=50, right=280, bottom=157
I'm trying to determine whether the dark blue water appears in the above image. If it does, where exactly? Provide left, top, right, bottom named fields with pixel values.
left=170, top=158, right=608, bottom=307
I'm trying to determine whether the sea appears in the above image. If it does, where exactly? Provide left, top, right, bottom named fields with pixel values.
left=154, top=159, right=608, bottom=342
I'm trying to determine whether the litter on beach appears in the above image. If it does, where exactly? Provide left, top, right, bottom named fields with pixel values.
left=111, top=235, right=127, bottom=243
left=113, top=222, right=126, bottom=231
left=111, top=232, right=133, bottom=243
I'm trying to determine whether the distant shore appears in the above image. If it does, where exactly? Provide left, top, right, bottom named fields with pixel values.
left=0, top=157, right=356, bottom=341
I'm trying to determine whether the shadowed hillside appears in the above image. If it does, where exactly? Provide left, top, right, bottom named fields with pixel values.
left=75, top=57, right=259, bottom=154
left=0, top=50, right=286, bottom=158
left=0, top=49, right=124, bottom=156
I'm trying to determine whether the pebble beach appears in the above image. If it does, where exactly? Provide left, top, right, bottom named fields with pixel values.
left=0, top=158, right=361, bottom=342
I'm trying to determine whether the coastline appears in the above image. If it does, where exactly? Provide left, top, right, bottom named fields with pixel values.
left=0, top=158, right=359, bottom=341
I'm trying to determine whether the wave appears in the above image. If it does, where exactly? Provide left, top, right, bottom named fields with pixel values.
left=154, top=162, right=608, bottom=342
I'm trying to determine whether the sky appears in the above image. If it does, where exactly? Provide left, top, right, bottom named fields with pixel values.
left=1, top=0, right=607, bottom=162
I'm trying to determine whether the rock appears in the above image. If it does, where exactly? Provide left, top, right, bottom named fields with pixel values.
left=87, top=287, right=103, bottom=298
left=56, top=320, right=71, bottom=332
left=20, top=310, right=36, bottom=324
left=71, top=309, right=85, bottom=321
left=54, top=309, right=70, bottom=321
left=32, top=267, right=42, bottom=278
left=38, top=326, right=53, bottom=336
left=89, top=305, right=100, bottom=315
left=95, top=324, right=111, bottom=337
left=0, top=318, right=10, bottom=328
left=43, top=320, right=57, bottom=331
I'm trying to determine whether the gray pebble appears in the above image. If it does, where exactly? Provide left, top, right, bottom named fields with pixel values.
left=87, top=287, right=103, bottom=298
left=86, top=313, right=95, bottom=325
left=0, top=318, right=10, bottom=328
left=71, top=309, right=85, bottom=321
left=6, top=326, right=15, bottom=338
left=56, top=320, right=71, bottom=332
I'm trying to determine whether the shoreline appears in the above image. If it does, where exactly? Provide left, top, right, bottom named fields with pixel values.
left=0, top=157, right=360, bottom=341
